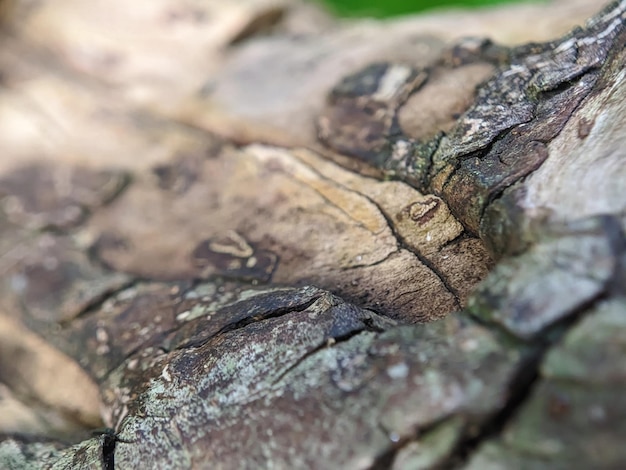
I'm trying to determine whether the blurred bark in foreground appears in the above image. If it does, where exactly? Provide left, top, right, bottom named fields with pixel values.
left=0, top=0, right=624, bottom=468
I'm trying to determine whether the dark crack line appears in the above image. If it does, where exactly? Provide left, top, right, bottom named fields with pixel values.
left=410, top=249, right=462, bottom=309
left=369, top=288, right=611, bottom=470
left=287, top=172, right=384, bottom=235
left=477, top=103, right=601, bottom=230
left=338, top=248, right=399, bottom=271
left=369, top=439, right=404, bottom=470
left=476, top=85, right=597, bottom=225
left=287, top=153, right=395, bottom=237
left=398, top=131, right=447, bottom=194
left=369, top=415, right=456, bottom=470
left=98, top=285, right=324, bottom=382
left=176, top=293, right=324, bottom=350
left=393, top=288, right=425, bottom=306
left=269, top=326, right=374, bottom=388
left=370, top=421, right=410, bottom=469
left=442, top=347, right=544, bottom=469
left=345, top=187, right=464, bottom=308
left=226, top=141, right=466, bottom=313
left=95, top=428, right=134, bottom=470
left=442, top=289, right=611, bottom=469
left=437, top=139, right=499, bottom=200
left=605, top=214, right=626, bottom=296
left=202, top=327, right=380, bottom=411
left=218, top=139, right=464, bottom=310
left=439, top=230, right=482, bottom=253
left=214, top=294, right=324, bottom=337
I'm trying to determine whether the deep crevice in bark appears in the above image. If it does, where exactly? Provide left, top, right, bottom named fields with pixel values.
left=442, top=290, right=611, bottom=469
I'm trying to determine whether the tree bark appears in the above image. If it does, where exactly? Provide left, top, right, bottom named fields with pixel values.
left=0, top=0, right=624, bottom=468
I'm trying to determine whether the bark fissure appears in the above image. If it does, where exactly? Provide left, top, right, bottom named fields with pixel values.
left=0, top=1, right=624, bottom=468
left=446, top=291, right=611, bottom=468
left=175, top=293, right=325, bottom=350
left=356, top=191, right=463, bottom=307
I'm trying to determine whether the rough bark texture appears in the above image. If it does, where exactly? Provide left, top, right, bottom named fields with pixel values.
left=0, top=0, right=624, bottom=469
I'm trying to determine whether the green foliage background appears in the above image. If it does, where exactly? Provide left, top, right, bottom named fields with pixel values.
left=321, top=0, right=529, bottom=18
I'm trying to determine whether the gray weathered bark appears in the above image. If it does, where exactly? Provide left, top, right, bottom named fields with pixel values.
left=0, top=0, right=624, bottom=468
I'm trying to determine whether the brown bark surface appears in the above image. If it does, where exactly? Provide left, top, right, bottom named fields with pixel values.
left=0, top=0, right=624, bottom=469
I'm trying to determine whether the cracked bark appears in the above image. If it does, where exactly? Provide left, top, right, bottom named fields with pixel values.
left=0, top=0, right=624, bottom=469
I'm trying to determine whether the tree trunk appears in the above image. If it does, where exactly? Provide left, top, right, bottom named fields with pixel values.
left=0, top=0, right=624, bottom=468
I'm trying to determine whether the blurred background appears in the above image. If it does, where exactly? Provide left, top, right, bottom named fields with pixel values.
left=321, top=0, right=529, bottom=17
